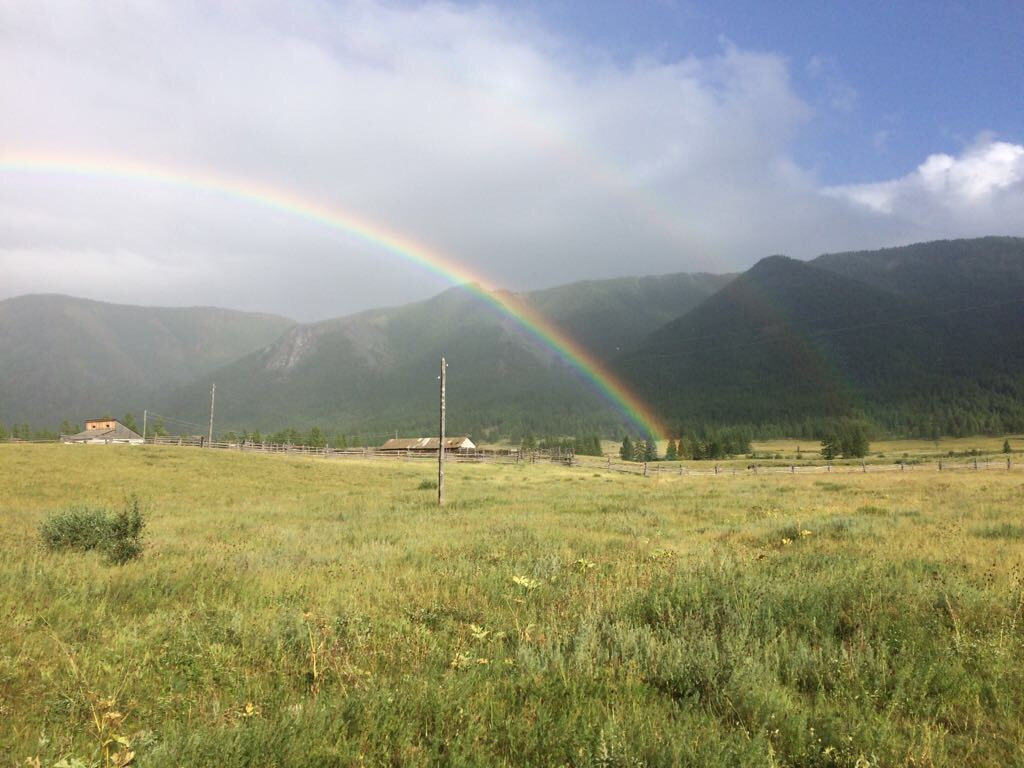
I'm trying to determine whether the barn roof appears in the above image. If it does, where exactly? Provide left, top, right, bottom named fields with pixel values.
left=379, top=436, right=474, bottom=450
left=63, top=421, right=142, bottom=442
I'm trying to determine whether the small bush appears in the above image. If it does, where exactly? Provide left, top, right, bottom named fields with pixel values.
left=40, top=496, right=146, bottom=564
left=417, top=479, right=438, bottom=490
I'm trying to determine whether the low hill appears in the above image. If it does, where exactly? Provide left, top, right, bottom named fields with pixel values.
left=0, top=295, right=294, bottom=426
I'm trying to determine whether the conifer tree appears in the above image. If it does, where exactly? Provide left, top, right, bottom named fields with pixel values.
left=643, top=435, right=659, bottom=462
left=620, top=436, right=633, bottom=461
left=665, top=438, right=678, bottom=461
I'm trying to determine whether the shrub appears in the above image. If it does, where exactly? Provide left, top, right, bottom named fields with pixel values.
left=417, top=479, right=438, bottom=490
left=40, top=496, right=146, bottom=564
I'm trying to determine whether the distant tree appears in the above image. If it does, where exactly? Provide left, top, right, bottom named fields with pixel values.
left=60, top=420, right=81, bottom=436
left=663, top=438, right=679, bottom=462
left=307, top=426, right=326, bottom=448
left=642, top=435, right=659, bottom=462
left=819, top=421, right=869, bottom=459
left=839, top=422, right=870, bottom=458
left=686, top=435, right=704, bottom=460
left=1004, top=439, right=1012, bottom=454
left=620, top=436, right=633, bottom=461
left=123, top=412, right=139, bottom=433
left=152, top=417, right=168, bottom=437
left=573, top=435, right=602, bottom=456
left=0, top=423, right=8, bottom=440
left=335, top=433, right=347, bottom=449
left=820, top=433, right=841, bottom=460
left=665, top=438, right=678, bottom=461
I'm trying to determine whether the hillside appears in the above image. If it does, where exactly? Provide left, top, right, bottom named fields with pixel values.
left=158, top=272, right=731, bottom=438
left=5, top=238, right=1023, bottom=440
left=619, top=238, right=1024, bottom=437
left=0, top=295, right=294, bottom=426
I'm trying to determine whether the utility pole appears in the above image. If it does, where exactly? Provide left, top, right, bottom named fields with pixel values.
left=438, top=357, right=447, bottom=506
left=208, top=383, right=216, bottom=447
left=142, top=409, right=147, bottom=443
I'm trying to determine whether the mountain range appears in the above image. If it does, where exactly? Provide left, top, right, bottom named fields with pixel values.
left=2, top=237, right=1022, bottom=440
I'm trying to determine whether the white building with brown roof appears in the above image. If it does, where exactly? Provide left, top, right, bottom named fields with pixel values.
left=62, top=418, right=143, bottom=445
left=378, top=436, right=476, bottom=453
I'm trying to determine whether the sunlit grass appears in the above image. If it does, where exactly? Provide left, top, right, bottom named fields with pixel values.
left=2, top=444, right=1024, bottom=766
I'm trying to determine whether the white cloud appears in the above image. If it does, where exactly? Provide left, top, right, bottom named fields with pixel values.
left=0, top=1, right=1022, bottom=320
left=826, top=138, right=1024, bottom=229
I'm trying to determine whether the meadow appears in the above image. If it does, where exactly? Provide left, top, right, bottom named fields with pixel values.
left=2, top=444, right=1024, bottom=767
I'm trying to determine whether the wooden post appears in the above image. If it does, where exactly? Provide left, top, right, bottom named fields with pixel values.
left=714, top=464, right=719, bottom=475
left=207, top=383, right=216, bottom=447
left=862, top=461, right=867, bottom=473
left=438, top=357, right=446, bottom=506
left=643, top=462, right=648, bottom=477
left=142, top=409, right=147, bottom=443
left=974, top=459, right=978, bottom=470
left=938, top=460, right=942, bottom=471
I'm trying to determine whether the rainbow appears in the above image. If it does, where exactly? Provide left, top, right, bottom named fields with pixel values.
left=0, top=152, right=666, bottom=439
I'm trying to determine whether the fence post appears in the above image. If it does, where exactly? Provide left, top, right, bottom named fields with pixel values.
left=974, top=459, right=978, bottom=470
left=643, top=462, right=648, bottom=477
left=791, top=465, right=795, bottom=474
left=714, top=464, right=719, bottom=475
left=826, top=463, right=831, bottom=473
left=679, top=463, right=683, bottom=476
left=938, top=460, right=942, bottom=471
left=862, top=461, right=867, bottom=473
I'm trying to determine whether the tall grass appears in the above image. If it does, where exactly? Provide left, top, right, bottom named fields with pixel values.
left=2, top=444, right=1023, bottom=766
left=39, top=496, right=145, bottom=564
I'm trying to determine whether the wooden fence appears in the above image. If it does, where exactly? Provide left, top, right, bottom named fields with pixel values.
left=574, top=454, right=1019, bottom=477
left=6, top=435, right=1016, bottom=476
left=146, top=435, right=544, bottom=464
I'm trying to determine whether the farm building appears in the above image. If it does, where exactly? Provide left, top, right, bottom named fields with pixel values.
left=378, top=436, right=476, bottom=453
left=62, top=418, right=143, bottom=445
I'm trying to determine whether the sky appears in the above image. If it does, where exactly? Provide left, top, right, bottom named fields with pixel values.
left=1, top=0, right=1022, bottom=321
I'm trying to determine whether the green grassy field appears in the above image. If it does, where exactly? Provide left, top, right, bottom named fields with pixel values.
left=3, top=445, right=1024, bottom=767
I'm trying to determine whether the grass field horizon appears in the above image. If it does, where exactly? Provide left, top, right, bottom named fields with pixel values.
left=3, top=444, right=1024, bottom=766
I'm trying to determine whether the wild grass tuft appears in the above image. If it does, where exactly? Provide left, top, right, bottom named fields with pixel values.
left=39, top=495, right=145, bottom=564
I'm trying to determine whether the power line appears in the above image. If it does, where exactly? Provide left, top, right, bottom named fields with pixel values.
left=143, top=411, right=209, bottom=431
